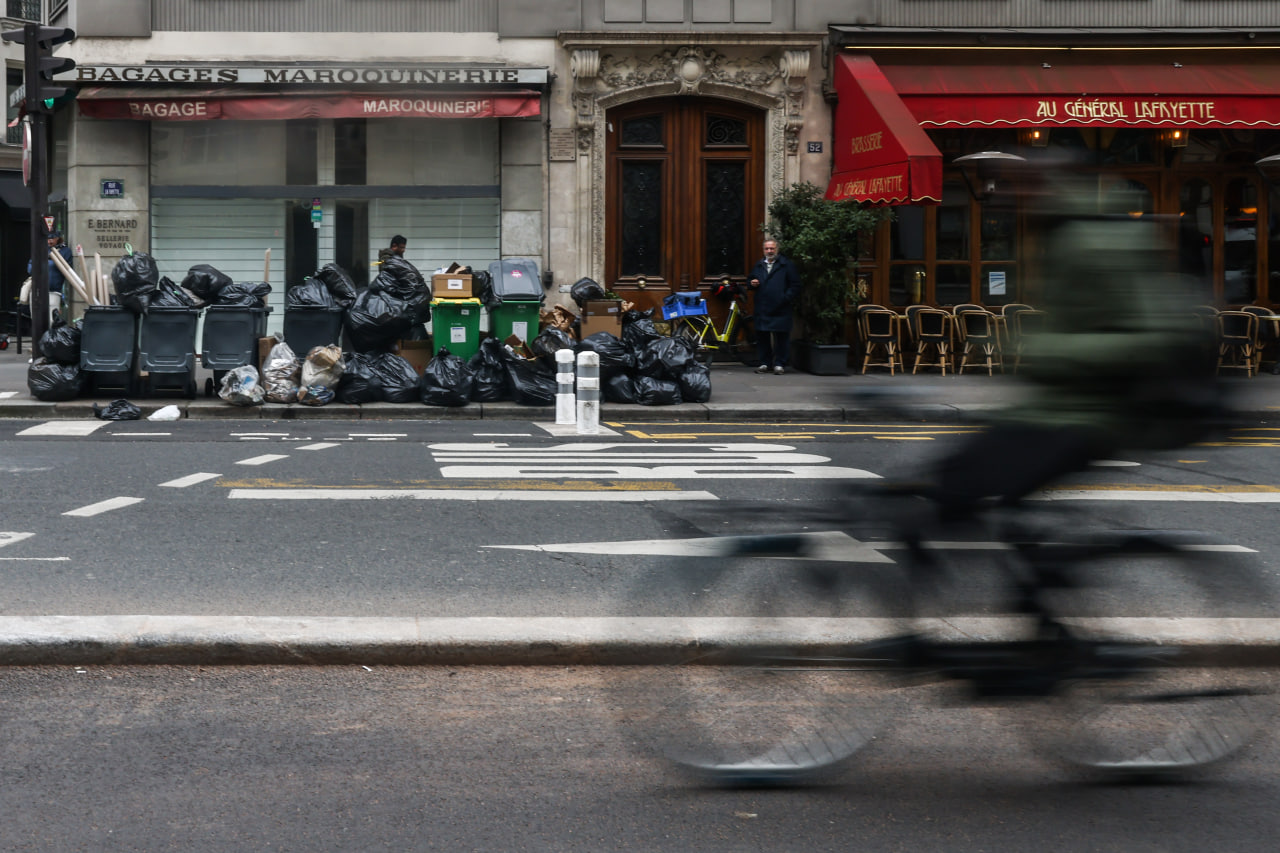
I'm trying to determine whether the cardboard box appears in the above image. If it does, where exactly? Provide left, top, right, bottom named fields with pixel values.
left=394, top=339, right=433, bottom=376
left=579, top=314, right=623, bottom=339
left=432, top=273, right=474, bottom=298
left=584, top=298, right=623, bottom=317
left=257, top=335, right=281, bottom=371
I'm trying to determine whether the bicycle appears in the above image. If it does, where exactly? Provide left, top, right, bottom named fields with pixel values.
left=668, top=280, right=757, bottom=367
left=623, top=484, right=1276, bottom=785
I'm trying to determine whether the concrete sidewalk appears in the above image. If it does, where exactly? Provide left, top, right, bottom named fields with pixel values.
left=4, top=336, right=1279, bottom=422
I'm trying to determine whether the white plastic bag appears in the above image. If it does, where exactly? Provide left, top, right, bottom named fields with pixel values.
left=301, top=344, right=345, bottom=388
left=219, top=364, right=265, bottom=406
left=147, top=405, right=181, bottom=421
left=263, top=340, right=302, bottom=403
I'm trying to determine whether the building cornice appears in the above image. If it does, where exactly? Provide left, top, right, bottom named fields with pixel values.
left=559, top=31, right=825, bottom=50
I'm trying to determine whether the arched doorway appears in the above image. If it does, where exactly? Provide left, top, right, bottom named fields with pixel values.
left=604, top=97, right=766, bottom=317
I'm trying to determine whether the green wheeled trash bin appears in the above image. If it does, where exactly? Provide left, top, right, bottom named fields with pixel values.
left=201, top=305, right=272, bottom=396
left=484, top=259, right=544, bottom=346
left=139, top=306, right=201, bottom=398
left=80, top=305, right=139, bottom=396
left=430, top=298, right=482, bottom=361
left=489, top=300, right=543, bottom=347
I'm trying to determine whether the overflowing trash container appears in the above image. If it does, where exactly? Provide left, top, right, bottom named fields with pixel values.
left=201, top=305, right=272, bottom=396
left=483, top=259, right=544, bottom=346
left=139, top=306, right=201, bottom=398
left=79, top=305, right=139, bottom=396
left=284, top=305, right=345, bottom=357
left=431, top=297, right=482, bottom=361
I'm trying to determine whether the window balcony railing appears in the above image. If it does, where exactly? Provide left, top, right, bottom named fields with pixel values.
left=6, top=1, right=41, bottom=22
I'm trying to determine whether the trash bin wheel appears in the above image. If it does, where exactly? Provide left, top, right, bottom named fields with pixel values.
left=205, top=377, right=215, bottom=397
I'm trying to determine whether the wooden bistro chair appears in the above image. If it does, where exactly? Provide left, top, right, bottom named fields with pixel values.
left=957, top=309, right=1004, bottom=375
left=902, top=304, right=931, bottom=370
left=1239, top=305, right=1279, bottom=374
left=860, top=308, right=903, bottom=375
left=1216, top=310, right=1259, bottom=377
left=911, top=307, right=953, bottom=375
left=999, top=303, right=1034, bottom=350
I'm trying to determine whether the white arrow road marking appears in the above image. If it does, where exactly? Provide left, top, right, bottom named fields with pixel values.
left=0, top=532, right=34, bottom=548
left=0, top=391, right=17, bottom=399
left=228, top=488, right=717, bottom=502
left=430, top=442, right=879, bottom=479
left=18, top=421, right=106, bottom=436
left=159, top=472, right=221, bottom=488
left=63, top=497, right=144, bottom=517
left=488, top=531, right=895, bottom=562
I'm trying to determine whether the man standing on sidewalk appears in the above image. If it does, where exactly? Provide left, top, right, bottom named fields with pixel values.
left=748, top=238, right=802, bottom=374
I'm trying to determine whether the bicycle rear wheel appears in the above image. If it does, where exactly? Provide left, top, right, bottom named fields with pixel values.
left=1027, top=532, right=1276, bottom=778
left=673, top=317, right=714, bottom=368
left=626, top=534, right=913, bottom=785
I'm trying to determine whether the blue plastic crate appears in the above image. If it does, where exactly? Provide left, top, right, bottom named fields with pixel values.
left=661, top=291, right=708, bottom=320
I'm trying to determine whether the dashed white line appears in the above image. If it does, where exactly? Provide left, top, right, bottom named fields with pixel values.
left=0, top=391, right=18, bottom=399
left=296, top=443, right=340, bottom=451
left=64, top=496, right=145, bottom=517
left=159, top=472, right=221, bottom=488
left=350, top=433, right=407, bottom=438
left=18, top=421, right=107, bottom=436
left=236, top=454, right=289, bottom=466
left=112, top=432, right=172, bottom=437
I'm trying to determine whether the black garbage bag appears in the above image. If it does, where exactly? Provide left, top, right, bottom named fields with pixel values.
left=149, top=276, right=200, bottom=309
left=575, top=332, right=635, bottom=377
left=215, top=281, right=271, bottom=308
left=505, top=357, right=556, bottom=406
left=530, top=328, right=576, bottom=361
left=346, top=288, right=412, bottom=353
left=570, top=277, right=606, bottom=308
left=468, top=337, right=511, bottom=402
left=637, top=336, right=697, bottom=379
left=92, top=398, right=142, bottom=420
left=336, top=352, right=382, bottom=404
left=313, top=262, right=358, bottom=309
left=371, top=352, right=420, bottom=403
left=678, top=362, right=712, bottom=403
left=420, top=347, right=474, bottom=407
left=375, top=256, right=428, bottom=298
left=181, top=264, right=232, bottom=301
left=620, top=307, right=655, bottom=325
left=286, top=278, right=336, bottom=310
left=634, top=375, right=683, bottom=406
left=39, top=319, right=81, bottom=365
left=27, top=357, right=82, bottom=401
left=603, top=372, right=638, bottom=404
left=297, top=384, right=335, bottom=406
left=623, top=318, right=665, bottom=353
left=111, top=252, right=160, bottom=313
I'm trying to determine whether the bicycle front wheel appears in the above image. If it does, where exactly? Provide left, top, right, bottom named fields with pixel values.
left=1028, top=532, right=1276, bottom=778
left=673, top=317, right=714, bottom=368
left=628, top=534, right=913, bottom=785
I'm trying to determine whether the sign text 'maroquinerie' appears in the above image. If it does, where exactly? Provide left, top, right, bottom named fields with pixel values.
left=71, top=65, right=547, bottom=86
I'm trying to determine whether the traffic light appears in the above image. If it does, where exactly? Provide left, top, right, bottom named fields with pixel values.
left=1, top=24, right=76, bottom=113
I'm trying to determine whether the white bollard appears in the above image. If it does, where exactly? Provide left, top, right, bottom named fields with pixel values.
left=576, top=350, right=600, bottom=435
left=555, top=348, right=576, bottom=424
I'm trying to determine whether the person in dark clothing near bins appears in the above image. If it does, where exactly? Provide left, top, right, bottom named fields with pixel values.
left=747, top=237, right=802, bottom=374
left=378, top=234, right=407, bottom=265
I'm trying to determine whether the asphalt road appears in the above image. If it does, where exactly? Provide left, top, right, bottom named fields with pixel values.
left=1, top=416, right=1279, bottom=618
left=1, top=664, right=1277, bottom=852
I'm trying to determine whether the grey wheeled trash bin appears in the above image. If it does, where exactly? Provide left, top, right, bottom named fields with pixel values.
left=283, top=305, right=344, bottom=358
left=79, top=305, right=138, bottom=396
left=201, top=305, right=272, bottom=396
left=139, top=306, right=201, bottom=398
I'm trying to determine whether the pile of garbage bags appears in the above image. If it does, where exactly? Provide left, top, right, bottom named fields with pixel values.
left=27, top=319, right=85, bottom=401
left=109, top=253, right=272, bottom=314
left=232, top=338, right=425, bottom=407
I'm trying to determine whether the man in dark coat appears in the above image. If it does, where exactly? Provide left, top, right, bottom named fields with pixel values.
left=748, top=238, right=802, bottom=374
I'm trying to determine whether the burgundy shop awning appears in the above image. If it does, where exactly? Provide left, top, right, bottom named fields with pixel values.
left=879, top=63, right=1280, bottom=128
left=826, top=55, right=942, bottom=205
left=76, top=87, right=541, bottom=121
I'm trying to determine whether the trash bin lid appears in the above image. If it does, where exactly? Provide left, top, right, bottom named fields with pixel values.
left=486, top=259, right=543, bottom=302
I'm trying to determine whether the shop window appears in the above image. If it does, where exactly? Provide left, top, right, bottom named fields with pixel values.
left=4, top=67, right=19, bottom=146
left=888, top=264, right=925, bottom=307
left=934, top=264, right=970, bottom=306
left=980, top=205, right=1015, bottom=261
left=936, top=182, right=969, bottom=261
left=1178, top=179, right=1213, bottom=294
left=152, top=121, right=286, bottom=185
left=365, top=119, right=497, bottom=186
left=1224, top=177, right=1258, bottom=304
left=334, top=119, right=366, bottom=186
left=1101, top=129, right=1157, bottom=166
left=1269, top=184, right=1280, bottom=304
left=1100, top=179, right=1154, bottom=217
left=981, top=264, right=1017, bottom=306
left=891, top=205, right=925, bottom=261
left=286, top=120, right=318, bottom=186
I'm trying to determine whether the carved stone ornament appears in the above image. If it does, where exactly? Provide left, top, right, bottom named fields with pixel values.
left=570, top=48, right=600, bottom=151
left=598, top=46, right=780, bottom=94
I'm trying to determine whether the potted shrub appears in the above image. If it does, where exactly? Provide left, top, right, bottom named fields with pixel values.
left=765, top=182, right=891, bottom=374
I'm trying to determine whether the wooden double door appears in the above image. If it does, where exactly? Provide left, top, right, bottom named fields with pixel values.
left=605, top=97, right=766, bottom=318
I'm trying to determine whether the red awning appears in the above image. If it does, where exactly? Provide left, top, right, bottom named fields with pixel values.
left=76, top=87, right=541, bottom=121
left=826, top=55, right=942, bottom=205
left=879, top=63, right=1280, bottom=129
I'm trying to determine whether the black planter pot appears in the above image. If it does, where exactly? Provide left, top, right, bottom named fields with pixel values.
left=793, top=340, right=850, bottom=376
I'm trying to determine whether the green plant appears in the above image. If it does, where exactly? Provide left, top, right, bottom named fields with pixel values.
left=765, top=182, right=892, bottom=345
